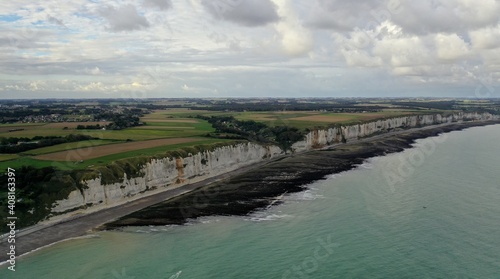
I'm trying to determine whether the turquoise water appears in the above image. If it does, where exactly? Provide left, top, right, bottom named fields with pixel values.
left=2, top=125, right=500, bottom=278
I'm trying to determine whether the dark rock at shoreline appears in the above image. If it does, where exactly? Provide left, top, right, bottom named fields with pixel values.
left=104, top=121, right=498, bottom=229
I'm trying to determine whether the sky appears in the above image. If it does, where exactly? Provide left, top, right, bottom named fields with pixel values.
left=0, top=0, right=499, bottom=99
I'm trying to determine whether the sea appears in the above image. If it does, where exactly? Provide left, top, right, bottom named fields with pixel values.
left=2, top=124, right=500, bottom=278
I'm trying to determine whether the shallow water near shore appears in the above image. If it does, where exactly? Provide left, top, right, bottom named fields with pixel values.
left=2, top=124, right=500, bottom=278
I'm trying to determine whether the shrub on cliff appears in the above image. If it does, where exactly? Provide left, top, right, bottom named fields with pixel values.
left=198, top=115, right=304, bottom=151
left=272, top=126, right=304, bottom=152
left=0, top=166, right=80, bottom=232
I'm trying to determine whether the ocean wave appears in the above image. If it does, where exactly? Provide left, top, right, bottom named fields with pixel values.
left=199, top=218, right=220, bottom=224
left=286, top=189, right=324, bottom=201
left=351, top=159, right=376, bottom=170
left=169, top=270, right=182, bottom=279
left=325, top=171, right=347, bottom=179
left=245, top=213, right=294, bottom=222
left=358, top=162, right=374, bottom=169
left=185, top=217, right=223, bottom=226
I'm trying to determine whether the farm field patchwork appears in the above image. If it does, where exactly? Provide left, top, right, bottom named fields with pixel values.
left=0, top=105, right=461, bottom=173
left=144, top=109, right=423, bottom=130
left=229, top=110, right=420, bottom=129
left=34, top=137, right=203, bottom=161
left=22, top=139, right=120, bottom=155
left=0, top=138, right=233, bottom=171
left=62, top=138, right=237, bottom=170
left=0, top=120, right=213, bottom=140
left=0, top=115, right=220, bottom=171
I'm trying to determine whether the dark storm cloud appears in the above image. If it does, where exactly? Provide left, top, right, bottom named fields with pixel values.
left=202, top=0, right=279, bottom=27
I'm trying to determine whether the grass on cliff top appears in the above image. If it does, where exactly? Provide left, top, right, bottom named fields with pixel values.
left=0, top=138, right=239, bottom=171
left=69, top=138, right=240, bottom=170
left=22, top=139, right=120, bottom=155
left=0, top=157, right=57, bottom=170
left=0, top=114, right=221, bottom=171
left=153, top=109, right=450, bottom=131
left=232, top=110, right=446, bottom=130
left=34, top=138, right=203, bottom=161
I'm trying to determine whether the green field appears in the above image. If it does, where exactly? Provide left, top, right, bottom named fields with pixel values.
left=0, top=123, right=45, bottom=127
left=0, top=118, right=214, bottom=140
left=0, top=154, right=19, bottom=162
left=0, top=114, right=222, bottom=171
left=0, top=127, right=183, bottom=140
left=159, top=109, right=430, bottom=130
left=21, top=140, right=121, bottom=155
left=0, top=138, right=235, bottom=171
left=234, top=110, right=448, bottom=129
left=61, top=138, right=236, bottom=170
left=0, top=157, right=59, bottom=170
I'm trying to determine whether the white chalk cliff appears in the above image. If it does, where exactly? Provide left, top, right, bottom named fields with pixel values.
left=52, top=143, right=282, bottom=213
left=52, top=112, right=498, bottom=214
left=291, top=112, right=498, bottom=151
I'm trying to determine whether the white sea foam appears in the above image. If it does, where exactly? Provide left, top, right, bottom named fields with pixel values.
left=358, top=162, right=374, bottom=169
left=185, top=216, right=223, bottom=226
left=245, top=213, right=294, bottom=222
left=326, top=171, right=347, bottom=179
left=286, top=189, right=324, bottom=201
left=169, top=270, right=182, bottom=279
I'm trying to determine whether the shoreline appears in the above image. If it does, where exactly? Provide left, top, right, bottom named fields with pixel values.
left=1, top=120, right=500, bottom=263
left=0, top=152, right=286, bottom=264
left=104, top=120, right=500, bottom=228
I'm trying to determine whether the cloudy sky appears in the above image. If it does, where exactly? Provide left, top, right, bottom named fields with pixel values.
left=1, top=0, right=499, bottom=99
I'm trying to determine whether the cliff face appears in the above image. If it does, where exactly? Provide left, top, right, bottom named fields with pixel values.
left=52, top=143, right=282, bottom=213
left=291, top=112, right=498, bottom=152
left=52, top=112, right=497, bottom=215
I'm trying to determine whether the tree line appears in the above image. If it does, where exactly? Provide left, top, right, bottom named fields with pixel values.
left=196, top=115, right=304, bottom=152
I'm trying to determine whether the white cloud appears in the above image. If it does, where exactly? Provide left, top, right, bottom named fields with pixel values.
left=434, top=33, right=470, bottom=61
left=470, top=25, right=500, bottom=50
left=273, top=0, right=313, bottom=56
left=373, top=35, right=431, bottom=67
left=88, top=67, right=102, bottom=75
left=341, top=49, right=383, bottom=67
left=391, top=0, right=500, bottom=35
left=454, top=0, right=500, bottom=28
left=1, top=0, right=500, bottom=98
